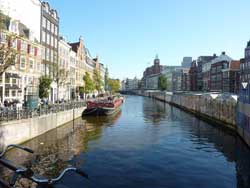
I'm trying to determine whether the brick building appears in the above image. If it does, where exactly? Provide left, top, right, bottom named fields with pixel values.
left=210, top=52, right=233, bottom=92
left=189, top=61, right=198, bottom=91
left=197, top=55, right=217, bottom=91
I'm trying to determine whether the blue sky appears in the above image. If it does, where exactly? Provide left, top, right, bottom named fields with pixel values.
left=48, top=0, right=250, bottom=80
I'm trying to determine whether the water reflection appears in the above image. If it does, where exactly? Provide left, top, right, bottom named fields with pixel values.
left=1, top=96, right=250, bottom=188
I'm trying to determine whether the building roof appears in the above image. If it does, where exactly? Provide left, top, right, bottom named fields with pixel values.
left=211, top=52, right=233, bottom=64
left=68, top=42, right=79, bottom=53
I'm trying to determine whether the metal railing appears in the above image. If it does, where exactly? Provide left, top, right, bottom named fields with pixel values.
left=0, top=101, right=86, bottom=122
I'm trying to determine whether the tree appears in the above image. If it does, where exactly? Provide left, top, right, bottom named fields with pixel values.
left=108, top=79, right=120, bottom=94
left=83, top=72, right=94, bottom=94
left=158, top=75, right=168, bottom=90
left=54, top=63, right=70, bottom=101
left=0, top=11, right=17, bottom=75
left=104, top=67, right=109, bottom=91
left=93, top=68, right=103, bottom=93
left=39, top=76, right=52, bottom=99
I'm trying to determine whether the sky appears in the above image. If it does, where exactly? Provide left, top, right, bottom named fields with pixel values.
left=48, top=0, right=250, bottom=80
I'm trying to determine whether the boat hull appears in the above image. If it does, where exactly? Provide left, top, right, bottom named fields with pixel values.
left=82, top=105, right=122, bottom=116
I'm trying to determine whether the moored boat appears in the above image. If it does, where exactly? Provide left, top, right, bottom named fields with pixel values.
left=82, top=96, right=124, bottom=116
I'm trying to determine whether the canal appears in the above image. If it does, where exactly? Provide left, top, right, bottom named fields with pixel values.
left=2, top=95, right=250, bottom=188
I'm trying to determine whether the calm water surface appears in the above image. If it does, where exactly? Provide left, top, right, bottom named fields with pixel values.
left=3, top=96, right=250, bottom=188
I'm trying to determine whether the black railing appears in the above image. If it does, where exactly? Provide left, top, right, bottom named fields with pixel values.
left=0, top=101, right=86, bottom=122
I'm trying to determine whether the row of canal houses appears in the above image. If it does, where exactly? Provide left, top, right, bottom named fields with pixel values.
left=0, top=0, right=105, bottom=104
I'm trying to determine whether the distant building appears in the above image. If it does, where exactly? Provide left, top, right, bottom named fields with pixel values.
left=189, top=61, right=198, bottom=91
left=181, top=68, right=190, bottom=91
left=142, top=55, right=164, bottom=90
left=126, top=77, right=140, bottom=90
left=161, top=66, right=181, bottom=91
left=145, top=73, right=161, bottom=90
left=0, top=20, right=43, bottom=103
left=172, top=68, right=183, bottom=91
left=222, top=60, right=240, bottom=93
left=210, top=52, right=233, bottom=92
left=143, top=55, right=164, bottom=78
left=196, top=55, right=217, bottom=91
left=181, top=57, right=192, bottom=68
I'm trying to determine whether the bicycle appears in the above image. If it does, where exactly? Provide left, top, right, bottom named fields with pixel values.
left=0, top=144, right=88, bottom=188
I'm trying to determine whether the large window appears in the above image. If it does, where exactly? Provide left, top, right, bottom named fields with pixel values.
left=46, top=48, right=50, bottom=61
left=12, top=78, right=16, bottom=84
left=11, top=90, right=16, bottom=97
left=42, top=31, right=46, bottom=42
left=30, top=59, right=34, bottom=69
left=46, top=33, right=50, bottom=45
left=42, top=17, right=46, bottom=28
left=47, top=20, right=50, bottom=31
left=5, top=77, right=10, bottom=84
left=21, top=41, right=27, bottom=51
left=51, top=35, right=54, bottom=47
left=20, top=57, right=26, bottom=69
left=55, top=26, right=58, bottom=35
left=5, top=90, right=9, bottom=97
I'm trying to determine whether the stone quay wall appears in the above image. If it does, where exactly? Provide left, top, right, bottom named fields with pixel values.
left=0, top=107, right=85, bottom=147
left=136, top=90, right=250, bottom=147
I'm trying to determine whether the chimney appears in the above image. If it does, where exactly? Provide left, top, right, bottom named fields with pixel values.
left=222, top=51, right=226, bottom=55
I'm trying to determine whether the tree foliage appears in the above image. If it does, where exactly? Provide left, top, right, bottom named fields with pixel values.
left=93, top=68, right=103, bottom=92
left=83, top=72, right=94, bottom=93
left=108, top=79, right=120, bottom=94
left=158, top=75, right=168, bottom=90
left=39, top=76, right=52, bottom=98
left=104, top=67, right=109, bottom=91
left=0, top=11, right=17, bottom=75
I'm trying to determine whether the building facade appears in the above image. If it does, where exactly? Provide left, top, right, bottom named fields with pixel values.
left=222, top=60, right=240, bottom=93
left=0, top=0, right=41, bottom=42
left=181, top=57, right=192, bottom=68
left=58, top=36, right=71, bottom=101
left=210, top=52, right=233, bottom=92
left=196, top=55, right=217, bottom=91
left=0, top=20, right=42, bottom=104
left=189, top=61, right=198, bottom=91
left=172, top=68, right=182, bottom=91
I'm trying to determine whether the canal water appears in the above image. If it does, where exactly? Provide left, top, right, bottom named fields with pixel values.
left=2, top=96, right=250, bottom=188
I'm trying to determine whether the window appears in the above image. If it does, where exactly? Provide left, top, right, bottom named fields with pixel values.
left=55, top=26, right=58, bottom=35
left=0, top=33, right=7, bottom=43
left=20, top=57, right=26, bottom=69
left=46, top=49, right=50, bottom=61
left=55, top=38, right=57, bottom=48
left=50, top=22, right=55, bottom=33
left=12, top=78, right=16, bottom=84
left=5, top=90, right=9, bottom=97
left=12, top=39, right=17, bottom=49
left=11, top=90, right=16, bottom=97
left=42, top=48, right=46, bottom=60
left=42, top=31, right=46, bottom=42
left=51, top=35, right=54, bottom=47
left=30, top=46, right=35, bottom=55
left=5, top=77, right=10, bottom=84
left=47, top=20, right=50, bottom=31
left=50, top=51, right=53, bottom=62
left=21, top=41, right=27, bottom=51
left=42, top=17, right=46, bottom=28
left=30, top=59, right=34, bottom=69
left=37, top=61, right=40, bottom=71
left=46, top=33, right=50, bottom=45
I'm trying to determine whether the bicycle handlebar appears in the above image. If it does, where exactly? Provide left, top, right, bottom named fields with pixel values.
left=0, top=144, right=34, bottom=157
left=30, top=167, right=88, bottom=185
